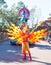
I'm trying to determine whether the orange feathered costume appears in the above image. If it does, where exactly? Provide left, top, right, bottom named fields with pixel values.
left=6, top=22, right=47, bottom=60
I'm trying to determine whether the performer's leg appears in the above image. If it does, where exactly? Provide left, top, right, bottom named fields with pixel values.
left=28, top=51, right=32, bottom=61
left=23, top=52, right=26, bottom=60
left=22, top=43, right=26, bottom=60
left=26, top=43, right=32, bottom=61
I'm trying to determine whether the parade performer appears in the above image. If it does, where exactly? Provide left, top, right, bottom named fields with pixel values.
left=20, top=24, right=32, bottom=60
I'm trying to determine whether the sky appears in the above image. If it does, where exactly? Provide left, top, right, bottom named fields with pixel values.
left=4, top=0, right=51, bottom=21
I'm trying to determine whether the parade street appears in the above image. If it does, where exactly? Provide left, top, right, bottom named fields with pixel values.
left=0, top=40, right=51, bottom=65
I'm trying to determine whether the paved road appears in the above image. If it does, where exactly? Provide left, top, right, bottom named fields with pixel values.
left=0, top=40, right=51, bottom=65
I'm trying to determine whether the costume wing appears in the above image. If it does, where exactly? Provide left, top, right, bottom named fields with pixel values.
left=28, top=29, right=47, bottom=43
left=6, top=22, right=47, bottom=44
left=6, top=22, right=23, bottom=44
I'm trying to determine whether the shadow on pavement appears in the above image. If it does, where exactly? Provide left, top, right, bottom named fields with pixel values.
left=0, top=40, right=23, bottom=63
left=32, top=59, right=51, bottom=65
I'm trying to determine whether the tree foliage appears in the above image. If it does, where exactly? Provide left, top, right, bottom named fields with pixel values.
left=0, top=1, right=25, bottom=29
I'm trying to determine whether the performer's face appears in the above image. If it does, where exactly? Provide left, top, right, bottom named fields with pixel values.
left=22, top=22, right=25, bottom=27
